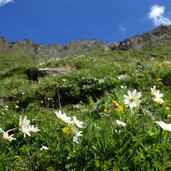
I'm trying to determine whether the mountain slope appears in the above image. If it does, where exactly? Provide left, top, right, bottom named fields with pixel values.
left=0, top=38, right=107, bottom=59
left=116, top=25, right=171, bottom=50
left=1, top=25, right=171, bottom=70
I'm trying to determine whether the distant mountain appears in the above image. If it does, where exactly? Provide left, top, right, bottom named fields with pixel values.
left=0, top=38, right=107, bottom=59
left=116, top=25, right=171, bottom=50
left=1, top=25, right=171, bottom=60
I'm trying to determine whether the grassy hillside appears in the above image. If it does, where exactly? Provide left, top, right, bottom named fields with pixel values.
left=1, top=42, right=171, bottom=170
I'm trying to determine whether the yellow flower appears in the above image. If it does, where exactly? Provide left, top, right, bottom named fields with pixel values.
left=115, top=106, right=124, bottom=112
left=112, top=100, right=119, bottom=108
left=165, top=114, right=171, bottom=119
left=62, top=126, right=72, bottom=134
left=104, top=108, right=109, bottom=113
left=15, top=105, right=19, bottom=109
left=165, top=106, right=170, bottom=111
left=15, top=155, right=21, bottom=160
left=163, top=61, right=167, bottom=66
left=156, top=78, right=162, bottom=81
left=112, top=99, right=117, bottom=104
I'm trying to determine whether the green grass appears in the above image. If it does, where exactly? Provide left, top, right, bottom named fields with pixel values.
left=1, top=43, right=171, bottom=170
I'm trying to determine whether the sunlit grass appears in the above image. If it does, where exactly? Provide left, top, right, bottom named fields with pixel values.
left=1, top=45, right=171, bottom=170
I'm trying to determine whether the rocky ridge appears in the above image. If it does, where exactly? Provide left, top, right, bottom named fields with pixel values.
left=0, top=25, right=171, bottom=59
left=0, top=38, right=107, bottom=59
left=117, top=25, right=171, bottom=50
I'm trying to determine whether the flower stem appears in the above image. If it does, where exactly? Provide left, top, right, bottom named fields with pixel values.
left=6, top=127, right=18, bottom=133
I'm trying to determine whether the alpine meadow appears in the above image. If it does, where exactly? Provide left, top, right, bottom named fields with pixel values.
left=1, top=25, right=171, bottom=170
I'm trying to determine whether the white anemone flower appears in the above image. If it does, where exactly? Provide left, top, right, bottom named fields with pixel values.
left=72, top=127, right=83, bottom=144
left=155, top=121, right=171, bottom=132
left=40, top=146, right=49, bottom=150
left=151, top=85, right=164, bottom=104
left=151, top=85, right=163, bottom=98
left=123, top=89, right=142, bottom=109
left=28, top=125, right=40, bottom=133
left=19, top=116, right=31, bottom=137
left=3, top=132, right=16, bottom=142
left=116, top=120, right=127, bottom=127
left=72, top=116, right=84, bottom=128
left=55, top=110, right=72, bottom=124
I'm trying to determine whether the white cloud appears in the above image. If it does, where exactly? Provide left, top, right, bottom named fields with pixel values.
left=0, top=0, right=14, bottom=7
left=148, top=4, right=171, bottom=26
left=118, top=24, right=126, bottom=34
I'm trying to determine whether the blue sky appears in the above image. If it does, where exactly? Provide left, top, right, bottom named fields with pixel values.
left=0, top=0, right=171, bottom=45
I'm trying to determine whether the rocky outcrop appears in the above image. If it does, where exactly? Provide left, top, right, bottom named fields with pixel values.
left=0, top=37, right=6, bottom=44
left=117, top=25, right=171, bottom=50
left=24, top=66, right=75, bottom=81
left=38, top=66, right=75, bottom=75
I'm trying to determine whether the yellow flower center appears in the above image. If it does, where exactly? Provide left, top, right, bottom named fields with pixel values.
left=62, top=126, right=72, bottom=134
left=154, top=99, right=164, bottom=105
left=129, top=98, right=136, bottom=103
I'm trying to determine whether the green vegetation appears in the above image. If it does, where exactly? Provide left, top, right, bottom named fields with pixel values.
left=1, top=42, right=171, bottom=170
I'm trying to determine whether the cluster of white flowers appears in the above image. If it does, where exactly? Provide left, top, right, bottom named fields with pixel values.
left=116, top=120, right=127, bottom=127
left=0, top=84, right=168, bottom=146
left=123, top=86, right=164, bottom=109
left=19, top=116, right=40, bottom=137
left=1, top=105, right=9, bottom=115
left=117, top=74, right=129, bottom=80
left=55, top=110, right=84, bottom=144
left=0, top=115, right=40, bottom=142
left=37, top=58, right=60, bottom=67
left=123, top=87, right=170, bottom=132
